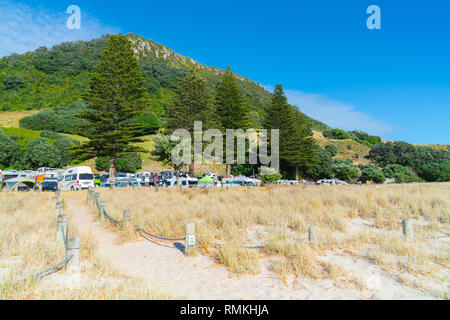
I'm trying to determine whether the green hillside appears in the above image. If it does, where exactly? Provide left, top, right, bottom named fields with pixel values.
left=0, top=33, right=328, bottom=132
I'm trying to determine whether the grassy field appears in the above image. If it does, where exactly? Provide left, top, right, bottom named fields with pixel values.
left=95, top=183, right=449, bottom=297
left=0, top=110, right=40, bottom=128
left=0, top=192, right=173, bottom=299
left=313, top=130, right=372, bottom=162
left=1, top=183, right=449, bottom=299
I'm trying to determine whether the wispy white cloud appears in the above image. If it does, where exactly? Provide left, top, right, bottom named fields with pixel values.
left=264, top=85, right=395, bottom=135
left=0, top=1, right=119, bottom=57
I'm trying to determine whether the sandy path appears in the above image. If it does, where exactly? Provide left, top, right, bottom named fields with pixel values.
left=66, top=198, right=435, bottom=300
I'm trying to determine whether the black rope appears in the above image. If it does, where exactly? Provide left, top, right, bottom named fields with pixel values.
left=34, top=255, right=73, bottom=280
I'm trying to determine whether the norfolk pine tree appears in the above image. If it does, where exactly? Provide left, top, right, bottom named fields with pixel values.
left=263, top=84, right=317, bottom=177
left=165, top=70, right=213, bottom=175
left=289, top=107, right=318, bottom=180
left=263, top=84, right=297, bottom=172
left=215, top=66, right=250, bottom=178
left=72, top=34, right=148, bottom=177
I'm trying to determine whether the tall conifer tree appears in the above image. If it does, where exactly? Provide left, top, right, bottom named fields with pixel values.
left=72, top=34, right=148, bottom=177
left=263, top=84, right=297, bottom=172
left=288, top=107, right=318, bottom=180
left=165, top=70, right=213, bottom=175
left=215, top=66, right=250, bottom=177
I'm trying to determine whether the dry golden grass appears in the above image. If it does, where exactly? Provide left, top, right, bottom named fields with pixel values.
left=0, top=110, right=39, bottom=128
left=0, top=192, right=174, bottom=300
left=94, top=183, right=449, bottom=295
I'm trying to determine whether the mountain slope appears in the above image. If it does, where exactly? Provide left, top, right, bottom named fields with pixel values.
left=0, top=34, right=328, bottom=131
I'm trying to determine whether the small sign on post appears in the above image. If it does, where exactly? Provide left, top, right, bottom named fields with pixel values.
left=66, top=237, right=80, bottom=272
left=185, top=222, right=196, bottom=256
left=123, top=209, right=131, bottom=221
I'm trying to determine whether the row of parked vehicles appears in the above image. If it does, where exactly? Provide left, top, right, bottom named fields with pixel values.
left=1, top=166, right=334, bottom=192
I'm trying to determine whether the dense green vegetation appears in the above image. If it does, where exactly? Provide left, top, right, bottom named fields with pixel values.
left=358, top=163, right=386, bottom=184
left=302, top=140, right=449, bottom=183
left=348, top=130, right=382, bottom=147
left=0, top=34, right=328, bottom=134
left=96, top=153, right=142, bottom=173
left=368, top=142, right=449, bottom=182
left=0, top=128, right=79, bottom=170
left=0, top=34, right=447, bottom=183
left=18, top=103, right=88, bottom=133
left=382, top=164, right=423, bottom=183
left=323, top=128, right=382, bottom=147
left=323, top=128, right=352, bottom=140
left=72, top=34, right=148, bottom=177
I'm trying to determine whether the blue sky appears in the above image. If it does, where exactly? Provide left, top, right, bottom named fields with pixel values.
left=0, top=0, right=449, bottom=144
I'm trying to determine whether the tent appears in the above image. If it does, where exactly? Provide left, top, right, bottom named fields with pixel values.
left=0, top=178, right=42, bottom=192
left=199, top=175, right=214, bottom=183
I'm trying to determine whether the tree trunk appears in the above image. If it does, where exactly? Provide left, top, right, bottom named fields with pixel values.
left=189, top=162, right=195, bottom=176
left=109, top=156, right=117, bottom=178
left=226, top=164, right=231, bottom=178
left=175, top=170, right=180, bottom=187
left=295, top=166, right=299, bottom=181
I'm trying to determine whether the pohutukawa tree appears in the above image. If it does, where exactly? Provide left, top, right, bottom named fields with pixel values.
left=72, top=34, right=148, bottom=177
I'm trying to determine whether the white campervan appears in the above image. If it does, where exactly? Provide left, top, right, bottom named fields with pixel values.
left=59, top=166, right=95, bottom=191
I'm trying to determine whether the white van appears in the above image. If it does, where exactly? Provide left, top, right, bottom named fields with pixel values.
left=59, top=166, right=95, bottom=191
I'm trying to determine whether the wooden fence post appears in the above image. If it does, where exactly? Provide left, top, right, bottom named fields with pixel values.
left=56, top=213, right=68, bottom=245
left=308, top=225, right=318, bottom=246
left=53, top=191, right=60, bottom=201
left=66, top=237, right=80, bottom=272
left=185, top=222, right=196, bottom=256
left=94, top=192, right=100, bottom=209
left=87, top=187, right=92, bottom=202
left=402, top=219, right=414, bottom=241
left=100, top=201, right=107, bottom=222
left=123, top=209, right=131, bottom=221
left=56, top=201, right=64, bottom=215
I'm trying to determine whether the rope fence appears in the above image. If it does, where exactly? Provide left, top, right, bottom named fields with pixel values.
left=86, top=188, right=439, bottom=255
left=33, top=200, right=80, bottom=280
left=88, top=188, right=186, bottom=242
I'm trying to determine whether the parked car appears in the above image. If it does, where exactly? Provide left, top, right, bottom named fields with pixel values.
left=41, top=181, right=58, bottom=192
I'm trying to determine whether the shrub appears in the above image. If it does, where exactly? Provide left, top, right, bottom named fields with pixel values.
left=323, top=128, right=352, bottom=140
left=96, top=153, right=142, bottom=173
left=0, top=129, right=20, bottom=167
left=259, top=166, right=282, bottom=184
left=24, top=138, right=61, bottom=169
left=359, top=164, right=386, bottom=184
left=19, top=104, right=88, bottom=133
left=324, top=144, right=338, bottom=157
left=348, top=130, right=382, bottom=147
left=261, top=173, right=282, bottom=184
left=232, top=164, right=258, bottom=176
left=382, top=164, right=424, bottom=183
left=369, top=142, right=450, bottom=182
left=331, top=162, right=360, bottom=182
left=305, top=146, right=333, bottom=180
left=2, top=74, right=26, bottom=90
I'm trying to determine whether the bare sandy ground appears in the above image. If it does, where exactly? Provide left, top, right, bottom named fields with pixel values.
left=65, top=199, right=436, bottom=300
